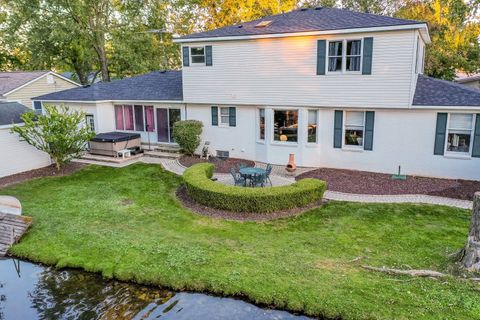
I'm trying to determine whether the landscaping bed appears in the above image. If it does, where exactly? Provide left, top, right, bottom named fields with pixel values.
left=297, top=167, right=480, bottom=200
left=183, top=163, right=326, bottom=212
left=179, top=155, right=255, bottom=173
left=0, top=162, right=85, bottom=189
left=2, top=163, right=479, bottom=319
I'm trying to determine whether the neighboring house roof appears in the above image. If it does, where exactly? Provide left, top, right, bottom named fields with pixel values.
left=0, top=71, right=49, bottom=99
left=34, top=70, right=183, bottom=102
left=0, top=71, right=80, bottom=100
left=0, top=102, right=30, bottom=125
left=177, top=7, right=425, bottom=41
left=413, top=74, right=480, bottom=107
left=455, top=72, right=480, bottom=84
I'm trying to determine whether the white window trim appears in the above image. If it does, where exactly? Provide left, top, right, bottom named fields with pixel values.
left=257, top=108, right=266, bottom=143
left=444, top=113, right=475, bottom=158
left=326, top=39, right=363, bottom=75
left=342, top=110, right=366, bottom=151
left=85, top=114, right=95, bottom=132
left=190, top=46, right=206, bottom=66
left=218, top=106, right=231, bottom=127
left=271, top=108, right=299, bottom=145
left=306, top=109, right=319, bottom=145
left=32, top=100, right=43, bottom=114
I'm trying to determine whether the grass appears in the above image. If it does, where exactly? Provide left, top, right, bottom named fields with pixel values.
left=2, top=163, right=479, bottom=319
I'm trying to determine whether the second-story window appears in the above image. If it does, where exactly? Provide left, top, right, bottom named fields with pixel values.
left=190, top=47, right=205, bottom=64
left=328, top=39, right=363, bottom=73
left=328, top=41, right=343, bottom=72
left=346, top=40, right=362, bottom=72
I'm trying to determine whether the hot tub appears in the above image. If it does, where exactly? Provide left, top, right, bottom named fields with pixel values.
left=89, top=132, right=142, bottom=157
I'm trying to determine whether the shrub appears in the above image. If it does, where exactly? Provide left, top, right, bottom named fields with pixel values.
left=183, top=163, right=327, bottom=213
left=11, top=104, right=95, bottom=170
left=172, top=120, right=203, bottom=155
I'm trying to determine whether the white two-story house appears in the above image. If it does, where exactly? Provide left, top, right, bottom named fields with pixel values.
left=35, top=7, right=480, bottom=180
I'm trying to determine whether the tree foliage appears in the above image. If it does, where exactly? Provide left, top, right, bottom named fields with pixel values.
left=11, top=105, right=95, bottom=170
left=0, top=0, right=478, bottom=82
left=397, top=0, right=480, bottom=80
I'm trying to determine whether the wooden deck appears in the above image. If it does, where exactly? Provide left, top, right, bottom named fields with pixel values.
left=0, top=213, right=32, bottom=257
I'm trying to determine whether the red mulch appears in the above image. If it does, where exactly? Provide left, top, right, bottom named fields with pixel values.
left=179, top=156, right=255, bottom=174
left=296, top=168, right=480, bottom=201
left=0, top=163, right=86, bottom=189
left=176, top=185, right=326, bottom=221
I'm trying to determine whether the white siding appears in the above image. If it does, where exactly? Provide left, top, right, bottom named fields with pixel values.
left=188, top=104, right=480, bottom=180
left=182, top=30, right=417, bottom=108
left=6, top=74, right=78, bottom=108
left=0, top=127, right=51, bottom=177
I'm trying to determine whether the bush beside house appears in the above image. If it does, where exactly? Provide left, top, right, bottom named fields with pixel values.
left=172, top=120, right=203, bottom=155
left=183, top=163, right=327, bottom=213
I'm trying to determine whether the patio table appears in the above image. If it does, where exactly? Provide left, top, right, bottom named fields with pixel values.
left=239, top=167, right=266, bottom=187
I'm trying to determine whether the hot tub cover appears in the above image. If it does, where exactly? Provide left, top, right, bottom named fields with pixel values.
left=91, top=132, right=141, bottom=143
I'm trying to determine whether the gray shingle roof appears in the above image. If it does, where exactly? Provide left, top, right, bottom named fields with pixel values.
left=0, top=102, right=30, bottom=125
left=413, top=74, right=480, bottom=107
left=178, top=7, right=423, bottom=40
left=34, top=70, right=183, bottom=102
left=0, top=71, right=49, bottom=98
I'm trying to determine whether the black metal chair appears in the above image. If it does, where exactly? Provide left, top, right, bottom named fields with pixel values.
left=265, top=164, right=273, bottom=186
left=230, top=168, right=246, bottom=186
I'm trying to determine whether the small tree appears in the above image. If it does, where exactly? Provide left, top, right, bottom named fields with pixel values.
left=172, top=120, right=203, bottom=156
left=11, top=105, right=95, bottom=170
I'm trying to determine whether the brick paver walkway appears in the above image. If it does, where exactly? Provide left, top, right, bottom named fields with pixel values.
left=75, top=157, right=473, bottom=210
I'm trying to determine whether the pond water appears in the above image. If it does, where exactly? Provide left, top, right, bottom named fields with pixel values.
left=0, top=258, right=312, bottom=320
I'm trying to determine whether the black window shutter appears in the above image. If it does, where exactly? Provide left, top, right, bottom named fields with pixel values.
left=229, top=107, right=236, bottom=127
left=316, top=40, right=327, bottom=75
left=211, top=106, right=218, bottom=126
left=205, top=46, right=213, bottom=66
left=434, top=113, right=448, bottom=155
left=134, top=105, right=144, bottom=131
left=364, top=111, right=375, bottom=151
left=472, top=114, right=480, bottom=158
left=362, top=37, right=374, bottom=75
left=182, top=46, right=189, bottom=66
left=333, top=110, right=343, bottom=148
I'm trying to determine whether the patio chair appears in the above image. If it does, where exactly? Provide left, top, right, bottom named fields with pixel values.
left=230, top=168, right=246, bottom=186
left=251, top=173, right=265, bottom=188
left=265, top=164, right=273, bottom=186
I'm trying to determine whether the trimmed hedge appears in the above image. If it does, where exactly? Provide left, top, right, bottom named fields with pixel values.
left=172, top=120, right=203, bottom=155
left=183, top=163, right=327, bottom=213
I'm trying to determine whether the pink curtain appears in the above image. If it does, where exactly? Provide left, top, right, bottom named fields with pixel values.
left=124, top=105, right=134, bottom=130
left=145, top=106, right=155, bottom=132
left=115, top=105, right=124, bottom=130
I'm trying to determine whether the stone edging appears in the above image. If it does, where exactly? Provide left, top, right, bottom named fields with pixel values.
left=147, top=158, right=474, bottom=210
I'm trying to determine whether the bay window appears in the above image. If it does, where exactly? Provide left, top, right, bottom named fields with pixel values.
left=259, top=108, right=265, bottom=140
left=446, top=113, right=474, bottom=154
left=308, top=110, right=318, bottom=143
left=274, top=110, right=298, bottom=142
left=344, top=111, right=365, bottom=147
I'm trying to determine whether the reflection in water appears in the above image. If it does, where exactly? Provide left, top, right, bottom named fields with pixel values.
left=0, top=258, right=311, bottom=320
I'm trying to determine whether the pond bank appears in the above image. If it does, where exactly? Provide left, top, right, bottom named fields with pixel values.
left=0, top=258, right=311, bottom=319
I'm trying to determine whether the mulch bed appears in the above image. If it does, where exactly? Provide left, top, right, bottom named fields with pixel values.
left=0, top=163, right=86, bottom=189
left=297, top=168, right=480, bottom=201
left=176, top=185, right=325, bottom=221
left=179, top=155, right=255, bottom=174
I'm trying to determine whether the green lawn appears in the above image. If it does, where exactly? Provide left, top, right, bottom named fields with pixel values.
left=2, top=163, right=479, bottom=319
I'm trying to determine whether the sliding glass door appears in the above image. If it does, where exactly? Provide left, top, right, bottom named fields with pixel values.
left=156, top=108, right=181, bottom=143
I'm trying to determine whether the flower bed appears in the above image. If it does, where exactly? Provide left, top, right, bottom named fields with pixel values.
left=183, top=163, right=326, bottom=213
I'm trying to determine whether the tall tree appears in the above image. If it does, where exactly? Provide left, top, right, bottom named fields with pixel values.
left=397, top=0, right=480, bottom=80
left=341, top=0, right=406, bottom=14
